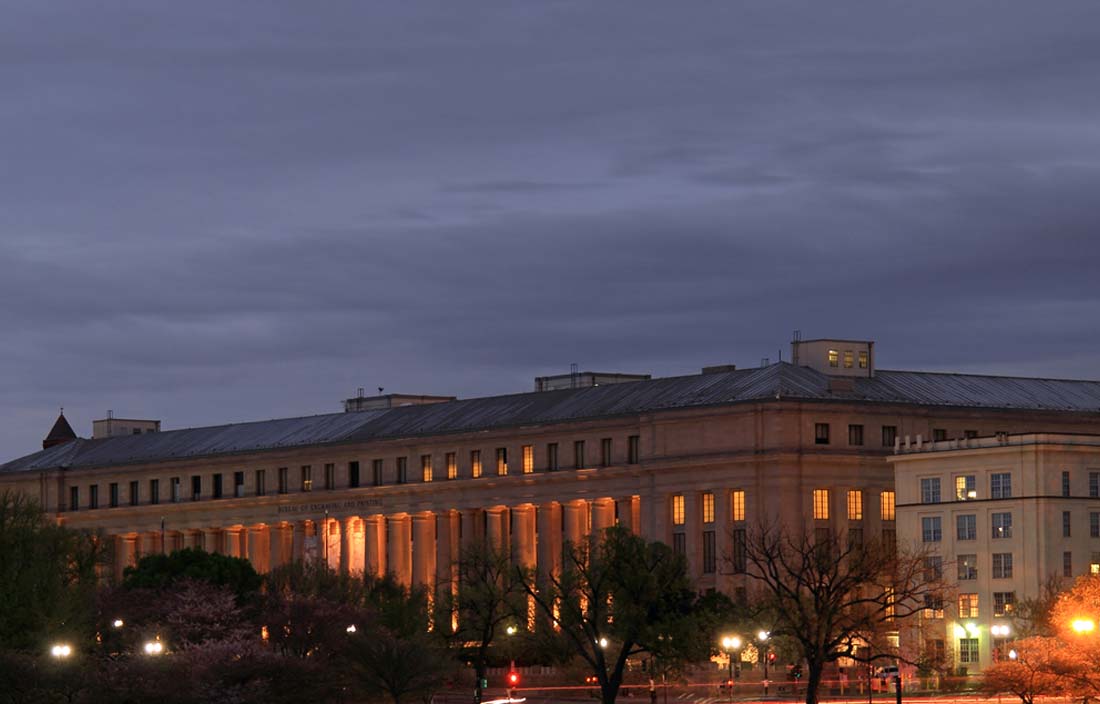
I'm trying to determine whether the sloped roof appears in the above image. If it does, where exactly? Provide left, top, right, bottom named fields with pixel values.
left=43, top=412, right=77, bottom=447
left=3, top=363, right=1099, bottom=474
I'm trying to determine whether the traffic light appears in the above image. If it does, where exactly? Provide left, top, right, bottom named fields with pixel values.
left=768, top=652, right=776, bottom=663
left=508, top=671, right=520, bottom=687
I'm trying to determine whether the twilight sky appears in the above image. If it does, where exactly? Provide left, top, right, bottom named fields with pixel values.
left=3, top=2, right=1099, bottom=460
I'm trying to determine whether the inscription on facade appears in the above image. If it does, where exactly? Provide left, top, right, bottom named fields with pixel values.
left=277, top=498, right=382, bottom=514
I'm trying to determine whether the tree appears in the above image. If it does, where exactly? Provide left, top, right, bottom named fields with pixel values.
left=740, top=524, right=944, bottom=704
left=518, top=526, right=712, bottom=704
left=980, top=637, right=1068, bottom=704
left=346, top=628, right=457, bottom=704
left=122, top=547, right=261, bottom=599
left=1013, top=574, right=1066, bottom=638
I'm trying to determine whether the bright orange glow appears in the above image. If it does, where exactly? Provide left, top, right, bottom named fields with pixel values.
left=1072, top=618, right=1096, bottom=634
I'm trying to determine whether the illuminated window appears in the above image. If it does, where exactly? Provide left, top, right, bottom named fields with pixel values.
left=828, top=349, right=839, bottom=367
left=843, top=350, right=854, bottom=369
left=672, top=494, right=685, bottom=526
left=702, top=492, right=715, bottom=523
left=880, top=491, right=895, bottom=521
left=496, top=448, right=508, bottom=476
left=994, top=592, right=1015, bottom=617
left=731, top=490, right=745, bottom=522
left=958, top=638, right=979, bottom=664
left=300, top=466, right=312, bottom=492
left=1090, top=552, right=1100, bottom=575
left=847, top=490, right=863, bottom=520
left=523, top=445, right=534, bottom=474
left=992, top=512, right=1012, bottom=539
left=421, top=454, right=433, bottom=482
left=958, top=554, right=977, bottom=580
left=923, top=594, right=944, bottom=619
left=958, top=593, right=979, bottom=619
left=813, top=489, right=829, bottom=520
left=471, top=450, right=482, bottom=478
left=446, top=453, right=457, bottom=480
left=955, top=475, right=976, bottom=500
left=858, top=351, right=868, bottom=369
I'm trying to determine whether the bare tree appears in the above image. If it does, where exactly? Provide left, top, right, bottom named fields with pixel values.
left=739, top=524, right=945, bottom=704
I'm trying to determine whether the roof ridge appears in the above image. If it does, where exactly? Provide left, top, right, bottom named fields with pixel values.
left=878, top=368, right=1100, bottom=384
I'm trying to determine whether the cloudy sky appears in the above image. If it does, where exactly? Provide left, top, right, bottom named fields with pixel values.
left=2, top=2, right=1099, bottom=459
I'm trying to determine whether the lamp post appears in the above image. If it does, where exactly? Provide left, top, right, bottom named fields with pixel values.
left=721, top=636, right=742, bottom=702
left=50, top=644, right=72, bottom=659
left=757, top=630, right=770, bottom=697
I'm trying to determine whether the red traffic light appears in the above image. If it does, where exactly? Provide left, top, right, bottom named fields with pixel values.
left=508, top=672, right=520, bottom=686
left=768, top=652, right=777, bottom=663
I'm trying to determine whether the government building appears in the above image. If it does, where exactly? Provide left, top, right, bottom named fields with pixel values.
left=2, top=337, right=1099, bottom=665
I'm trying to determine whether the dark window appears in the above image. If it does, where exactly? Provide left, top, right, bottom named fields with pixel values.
left=213, top=474, right=223, bottom=499
left=600, top=438, right=612, bottom=467
left=109, top=483, right=119, bottom=508
left=702, top=531, right=716, bottom=573
left=278, top=467, right=289, bottom=494
left=372, top=459, right=384, bottom=486
left=672, top=533, right=686, bottom=556
left=129, top=480, right=139, bottom=506
left=1063, top=471, right=1071, bottom=497
left=815, top=423, right=830, bottom=445
left=932, top=428, right=947, bottom=442
left=324, top=463, right=335, bottom=490
left=992, top=553, right=1013, bottom=578
left=396, top=457, right=407, bottom=484
left=882, top=528, right=896, bottom=551
left=301, top=465, right=312, bottom=492
left=191, top=476, right=202, bottom=501
left=628, top=435, right=640, bottom=464
left=992, top=512, right=1012, bottom=538
left=732, top=528, right=747, bottom=573
left=69, top=486, right=78, bottom=512
left=547, top=443, right=559, bottom=471
left=89, top=485, right=99, bottom=509
left=882, top=425, right=897, bottom=447
left=255, top=469, right=266, bottom=496
left=1064, top=511, right=1072, bottom=538
left=1064, top=551, right=1073, bottom=577
left=1091, top=472, right=1099, bottom=498
left=574, top=440, right=586, bottom=469
left=958, top=554, right=977, bottom=580
left=234, top=471, right=245, bottom=498
left=964, top=430, right=978, bottom=439
left=922, top=516, right=942, bottom=542
left=848, top=424, right=863, bottom=446
left=957, top=515, right=976, bottom=540
left=349, top=461, right=360, bottom=488
left=149, top=479, right=159, bottom=505
left=923, top=556, right=943, bottom=580
left=848, top=527, right=863, bottom=550
left=1091, top=512, right=1100, bottom=538
left=991, top=473, right=1012, bottom=499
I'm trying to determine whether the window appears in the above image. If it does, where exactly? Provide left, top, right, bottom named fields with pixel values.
left=702, top=492, right=715, bottom=523
left=882, top=527, right=896, bottom=549
left=1092, top=553, right=1100, bottom=575
left=848, top=527, right=863, bottom=550
left=256, top=469, right=266, bottom=496
left=600, top=438, right=612, bottom=467
left=471, top=451, right=482, bottom=479
left=958, top=554, right=977, bottom=580
left=396, top=457, right=407, bottom=484
left=213, top=474, right=223, bottom=499
left=730, top=490, right=745, bottom=522
left=1064, top=551, right=1073, bottom=577
left=547, top=443, right=559, bottom=471
left=234, top=471, right=245, bottom=498
left=574, top=440, right=586, bottom=469
left=732, top=528, right=747, bottom=573
left=68, top=486, right=78, bottom=511
left=129, top=481, right=139, bottom=506
left=848, top=424, right=863, bottom=446
left=523, top=445, right=534, bottom=474
left=278, top=467, right=289, bottom=494
left=87, top=484, right=98, bottom=509
left=882, top=425, right=897, bottom=448
left=1091, top=512, right=1100, bottom=538
left=813, top=489, right=830, bottom=520
left=191, top=476, right=202, bottom=501
left=496, top=448, right=508, bottom=476
left=922, top=516, right=942, bottom=543
left=933, top=428, right=947, bottom=442
left=923, top=556, right=943, bottom=580
left=958, top=593, right=979, bottom=619
left=421, top=455, right=433, bottom=482
left=372, top=459, right=384, bottom=486
left=171, top=477, right=181, bottom=503
left=628, top=435, right=640, bottom=464
left=992, top=553, right=1013, bottom=578
left=964, top=430, right=978, bottom=439
left=348, top=462, right=360, bottom=488
left=992, top=512, right=1012, bottom=539
left=923, top=595, right=944, bottom=619
left=109, top=483, right=119, bottom=508
left=991, top=473, right=1012, bottom=499
left=672, top=494, right=685, bottom=526
left=815, top=423, right=830, bottom=445
left=881, top=491, right=895, bottom=521
left=994, top=592, right=1016, bottom=617
left=958, top=638, right=979, bottom=664
left=702, top=531, right=716, bottom=573
left=672, top=533, right=686, bottom=555
left=847, top=490, right=863, bottom=520
left=325, top=463, right=335, bottom=490
left=1091, top=471, right=1100, bottom=498
left=957, top=514, right=976, bottom=541
left=920, top=478, right=941, bottom=504
left=1063, top=471, right=1071, bottom=497
left=446, top=453, right=457, bottom=480
left=955, top=475, right=976, bottom=501
left=858, top=351, right=869, bottom=369
left=1064, top=511, right=1072, bottom=537
left=828, top=349, right=839, bottom=367
left=300, top=466, right=312, bottom=492
left=843, top=350, right=854, bottom=368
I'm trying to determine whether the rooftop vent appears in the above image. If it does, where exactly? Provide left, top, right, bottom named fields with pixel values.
left=343, top=389, right=456, bottom=413
left=534, top=370, right=651, bottom=392
left=92, top=411, right=161, bottom=439
left=701, top=364, right=737, bottom=374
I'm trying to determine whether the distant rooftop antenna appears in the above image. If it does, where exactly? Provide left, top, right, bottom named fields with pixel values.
left=357, top=387, right=365, bottom=398
left=377, top=387, right=384, bottom=396
left=760, top=357, right=769, bottom=367
left=107, top=409, right=113, bottom=419
left=570, top=362, right=579, bottom=389
left=792, top=329, right=802, bottom=342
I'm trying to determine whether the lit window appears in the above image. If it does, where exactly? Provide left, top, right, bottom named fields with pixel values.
left=843, top=350, right=854, bottom=368
left=923, top=594, right=944, bottom=619
left=523, top=445, right=534, bottom=474
left=847, top=490, right=863, bottom=521
left=813, top=489, right=829, bottom=521
left=672, top=494, right=685, bottom=526
left=828, top=349, right=839, bottom=367
left=958, top=593, right=979, bottom=619
left=301, top=466, right=312, bottom=492
left=994, top=592, right=1016, bottom=617
left=446, top=453, right=457, bottom=480
left=731, top=490, right=745, bottom=522
left=1090, top=552, right=1100, bottom=575
left=471, top=450, right=482, bottom=478
left=421, top=454, right=433, bottom=482
left=702, top=492, right=715, bottom=523
left=955, top=475, right=976, bottom=500
left=958, top=554, right=977, bottom=580
left=496, top=448, right=508, bottom=476
left=858, top=351, right=868, bottom=369
left=881, top=491, right=895, bottom=521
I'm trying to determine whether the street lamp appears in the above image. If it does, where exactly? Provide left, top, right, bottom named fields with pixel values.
left=1008, top=649, right=1018, bottom=661
left=757, top=630, right=771, bottom=696
left=506, top=625, right=518, bottom=636
left=721, top=636, right=742, bottom=702
left=50, top=644, right=72, bottom=659
left=1072, top=619, right=1095, bottom=634
left=112, top=619, right=125, bottom=629
left=143, top=640, right=164, bottom=655
left=346, top=624, right=357, bottom=634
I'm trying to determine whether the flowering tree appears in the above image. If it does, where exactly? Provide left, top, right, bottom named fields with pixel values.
left=979, top=637, right=1068, bottom=704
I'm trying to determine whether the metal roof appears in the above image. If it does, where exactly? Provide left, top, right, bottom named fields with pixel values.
left=3, top=363, right=1099, bottom=474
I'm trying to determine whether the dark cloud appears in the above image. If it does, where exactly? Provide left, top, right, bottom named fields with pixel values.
left=2, top=1, right=1099, bottom=458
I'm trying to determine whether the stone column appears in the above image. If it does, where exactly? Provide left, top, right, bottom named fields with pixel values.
left=388, top=514, right=411, bottom=586
left=247, top=525, right=269, bottom=573
left=563, top=500, right=586, bottom=549
left=344, top=517, right=364, bottom=574
left=365, top=515, right=386, bottom=577
left=683, top=492, right=700, bottom=578
left=139, top=532, right=158, bottom=559
left=615, top=497, right=636, bottom=532
left=536, top=502, right=562, bottom=584
left=412, top=512, right=436, bottom=587
left=512, top=504, right=537, bottom=570
left=714, top=489, right=731, bottom=591
left=486, top=508, right=506, bottom=553
left=591, top=498, right=615, bottom=538
left=224, top=527, right=244, bottom=558
left=460, top=509, right=483, bottom=550
left=435, top=510, right=457, bottom=600
left=291, top=521, right=307, bottom=563
left=269, top=522, right=286, bottom=570
left=640, top=488, right=661, bottom=542
left=204, top=527, right=223, bottom=554
left=116, top=535, right=138, bottom=581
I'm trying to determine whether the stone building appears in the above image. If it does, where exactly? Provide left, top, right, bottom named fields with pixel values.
left=1, top=338, right=1098, bottom=607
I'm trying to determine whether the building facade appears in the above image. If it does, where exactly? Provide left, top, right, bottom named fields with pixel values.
left=2, top=339, right=1099, bottom=609
left=890, top=433, right=1100, bottom=674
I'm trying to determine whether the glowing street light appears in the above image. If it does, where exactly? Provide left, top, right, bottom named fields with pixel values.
left=598, top=637, right=609, bottom=649
left=721, top=635, right=742, bottom=651
left=346, top=624, right=357, bottom=634
left=1072, top=619, right=1095, bottom=634
left=1008, top=649, right=1018, bottom=660
left=506, top=625, right=518, bottom=636
left=991, top=624, right=1011, bottom=637
left=112, top=619, right=125, bottom=629
left=143, top=640, right=164, bottom=655
left=50, top=644, right=72, bottom=659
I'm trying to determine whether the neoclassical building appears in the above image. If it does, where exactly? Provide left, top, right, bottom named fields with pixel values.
left=2, top=339, right=1099, bottom=604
